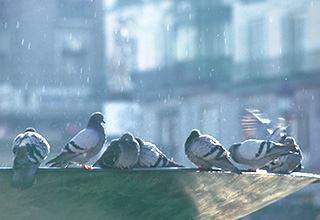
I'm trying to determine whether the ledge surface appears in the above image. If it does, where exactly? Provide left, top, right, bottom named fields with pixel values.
left=1, top=167, right=319, bottom=220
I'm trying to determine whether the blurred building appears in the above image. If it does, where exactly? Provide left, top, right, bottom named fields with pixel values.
left=0, top=0, right=105, bottom=159
left=105, top=0, right=320, bottom=218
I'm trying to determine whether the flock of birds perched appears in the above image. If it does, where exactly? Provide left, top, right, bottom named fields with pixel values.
left=10, top=109, right=303, bottom=189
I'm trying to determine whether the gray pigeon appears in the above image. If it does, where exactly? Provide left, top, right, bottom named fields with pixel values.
left=259, top=137, right=303, bottom=173
left=229, top=137, right=296, bottom=168
left=240, top=109, right=303, bottom=173
left=94, top=132, right=140, bottom=169
left=11, top=127, right=50, bottom=189
left=240, top=109, right=287, bottom=143
left=185, top=129, right=241, bottom=174
left=135, top=137, right=183, bottom=168
left=46, top=112, right=106, bottom=168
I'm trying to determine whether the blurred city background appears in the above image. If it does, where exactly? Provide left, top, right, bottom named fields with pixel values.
left=0, top=0, right=320, bottom=219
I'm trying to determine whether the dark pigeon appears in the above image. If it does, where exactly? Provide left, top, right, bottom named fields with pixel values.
left=259, top=137, right=303, bottom=173
left=94, top=132, right=140, bottom=169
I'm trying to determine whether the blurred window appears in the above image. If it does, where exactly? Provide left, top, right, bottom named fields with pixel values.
left=248, top=18, right=267, bottom=60
left=159, top=111, right=179, bottom=156
left=176, top=25, right=198, bottom=61
left=281, top=13, right=307, bottom=56
left=200, top=106, right=220, bottom=138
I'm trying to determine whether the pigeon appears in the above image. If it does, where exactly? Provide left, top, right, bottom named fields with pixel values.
left=94, top=132, right=140, bottom=169
left=229, top=137, right=297, bottom=168
left=259, top=137, right=303, bottom=173
left=46, top=112, right=106, bottom=168
left=134, top=137, right=183, bottom=168
left=11, top=127, right=50, bottom=189
left=240, top=109, right=303, bottom=173
left=185, top=129, right=241, bottom=174
left=240, top=109, right=287, bottom=143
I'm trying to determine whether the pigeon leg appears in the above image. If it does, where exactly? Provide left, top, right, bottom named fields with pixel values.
left=81, top=164, right=93, bottom=170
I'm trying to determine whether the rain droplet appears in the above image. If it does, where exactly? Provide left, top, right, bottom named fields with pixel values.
left=87, top=77, right=90, bottom=83
left=4, top=22, right=7, bottom=29
left=28, top=43, right=31, bottom=50
left=25, top=83, right=28, bottom=90
left=80, top=67, right=83, bottom=73
left=21, top=39, right=24, bottom=45
left=166, top=24, right=170, bottom=31
left=269, top=17, right=273, bottom=23
left=16, top=21, right=20, bottom=28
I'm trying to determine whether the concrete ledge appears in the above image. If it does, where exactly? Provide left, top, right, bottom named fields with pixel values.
left=1, top=167, right=319, bottom=220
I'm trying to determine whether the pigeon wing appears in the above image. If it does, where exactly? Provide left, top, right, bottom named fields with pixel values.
left=46, top=128, right=99, bottom=166
left=241, top=109, right=271, bottom=140
left=93, top=140, right=121, bottom=168
left=189, top=135, right=225, bottom=163
left=137, top=142, right=161, bottom=167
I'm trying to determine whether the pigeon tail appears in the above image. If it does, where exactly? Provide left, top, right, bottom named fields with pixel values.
left=214, top=157, right=242, bottom=174
left=11, top=163, right=38, bottom=190
left=269, top=143, right=295, bottom=156
left=45, top=152, right=74, bottom=167
left=166, top=160, right=184, bottom=167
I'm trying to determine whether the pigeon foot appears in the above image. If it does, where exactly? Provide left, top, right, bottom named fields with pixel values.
left=82, top=164, right=93, bottom=170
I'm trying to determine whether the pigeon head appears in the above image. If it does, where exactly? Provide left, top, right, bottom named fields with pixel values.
left=24, top=127, right=36, bottom=133
left=185, top=129, right=201, bottom=153
left=229, top=143, right=241, bottom=155
left=120, top=133, right=134, bottom=142
left=87, top=112, right=105, bottom=128
left=284, top=137, right=298, bottom=151
left=188, top=129, right=201, bottom=140
left=284, top=137, right=296, bottom=146
left=192, top=129, right=201, bottom=136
